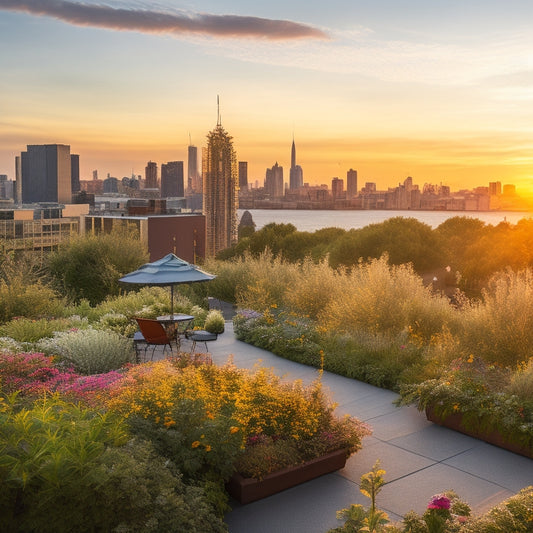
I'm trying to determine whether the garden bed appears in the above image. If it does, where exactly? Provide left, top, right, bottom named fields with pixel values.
left=425, top=407, right=533, bottom=459
left=225, top=448, right=348, bottom=504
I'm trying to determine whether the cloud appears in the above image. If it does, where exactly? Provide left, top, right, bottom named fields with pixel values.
left=0, top=0, right=327, bottom=40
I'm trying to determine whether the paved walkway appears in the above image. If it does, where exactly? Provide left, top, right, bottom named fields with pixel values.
left=174, top=322, right=532, bottom=533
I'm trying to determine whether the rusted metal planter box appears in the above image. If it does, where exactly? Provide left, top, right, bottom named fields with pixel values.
left=226, top=448, right=348, bottom=504
left=425, top=407, right=532, bottom=459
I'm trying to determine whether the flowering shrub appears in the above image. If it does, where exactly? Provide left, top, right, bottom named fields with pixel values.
left=0, top=351, right=123, bottom=406
left=107, top=360, right=371, bottom=485
left=397, top=356, right=533, bottom=450
left=234, top=307, right=323, bottom=366
left=38, top=327, right=135, bottom=374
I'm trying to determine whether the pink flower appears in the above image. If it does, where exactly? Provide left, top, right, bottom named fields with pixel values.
left=427, top=494, right=451, bottom=510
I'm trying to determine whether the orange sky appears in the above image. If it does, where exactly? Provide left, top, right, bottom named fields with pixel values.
left=2, top=1, right=533, bottom=194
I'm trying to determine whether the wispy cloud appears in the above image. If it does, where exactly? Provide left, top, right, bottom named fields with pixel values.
left=0, top=0, right=327, bottom=40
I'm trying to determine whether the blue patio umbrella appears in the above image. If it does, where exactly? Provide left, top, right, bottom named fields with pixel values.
left=119, top=253, right=216, bottom=315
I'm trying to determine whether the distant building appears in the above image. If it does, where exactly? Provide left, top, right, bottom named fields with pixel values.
left=331, top=177, right=344, bottom=200
left=161, top=161, right=184, bottom=198
left=289, top=139, right=303, bottom=190
left=188, top=145, right=200, bottom=192
left=0, top=203, right=89, bottom=253
left=71, top=154, right=80, bottom=193
left=265, top=162, right=284, bottom=198
left=83, top=213, right=206, bottom=263
left=19, top=144, right=74, bottom=204
left=489, top=181, right=502, bottom=196
left=238, top=161, right=248, bottom=190
left=103, top=177, right=119, bottom=194
left=346, top=169, right=358, bottom=198
left=203, top=116, right=238, bottom=256
left=145, top=161, right=158, bottom=189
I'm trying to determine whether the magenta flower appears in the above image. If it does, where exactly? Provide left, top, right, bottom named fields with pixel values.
left=427, top=494, right=451, bottom=510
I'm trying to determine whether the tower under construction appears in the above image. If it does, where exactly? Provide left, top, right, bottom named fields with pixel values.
left=203, top=104, right=238, bottom=256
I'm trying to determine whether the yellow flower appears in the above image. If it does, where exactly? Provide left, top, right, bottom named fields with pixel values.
left=191, top=441, right=200, bottom=448
left=230, top=426, right=240, bottom=434
left=467, top=354, right=474, bottom=363
left=205, top=445, right=212, bottom=452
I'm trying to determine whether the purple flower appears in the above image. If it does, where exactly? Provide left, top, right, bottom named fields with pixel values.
left=427, top=494, right=451, bottom=510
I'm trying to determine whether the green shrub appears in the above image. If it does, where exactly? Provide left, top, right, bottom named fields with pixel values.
left=0, top=279, right=63, bottom=324
left=0, top=395, right=227, bottom=533
left=38, top=327, right=134, bottom=374
left=96, top=312, right=138, bottom=337
left=0, top=317, right=80, bottom=343
left=462, top=486, right=533, bottom=533
left=204, top=309, right=225, bottom=334
left=46, top=229, right=148, bottom=305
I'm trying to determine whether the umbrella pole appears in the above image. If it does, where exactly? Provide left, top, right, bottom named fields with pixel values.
left=170, top=285, right=174, bottom=316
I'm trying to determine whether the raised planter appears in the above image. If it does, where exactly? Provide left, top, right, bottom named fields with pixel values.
left=425, top=407, right=532, bottom=459
left=225, top=448, right=348, bottom=504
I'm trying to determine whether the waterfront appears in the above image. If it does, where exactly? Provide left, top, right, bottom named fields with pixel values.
left=238, top=209, right=533, bottom=232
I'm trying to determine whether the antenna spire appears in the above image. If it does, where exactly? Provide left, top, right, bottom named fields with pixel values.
left=217, top=95, right=221, bottom=126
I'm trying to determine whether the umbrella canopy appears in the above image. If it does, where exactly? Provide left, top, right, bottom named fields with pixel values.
left=119, top=254, right=216, bottom=314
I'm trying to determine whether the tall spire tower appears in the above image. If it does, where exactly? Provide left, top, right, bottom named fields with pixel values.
left=203, top=97, right=238, bottom=256
left=289, top=137, right=303, bottom=190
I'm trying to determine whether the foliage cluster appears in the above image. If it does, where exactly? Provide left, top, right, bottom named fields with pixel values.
left=46, top=228, right=149, bottom=305
left=330, top=461, right=533, bottom=533
left=0, top=394, right=226, bottom=533
left=219, top=216, right=533, bottom=295
left=107, top=360, right=371, bottom=486
left=38, top=327, right=135, bottom=375
left=397, top=355, right=533, bottom=449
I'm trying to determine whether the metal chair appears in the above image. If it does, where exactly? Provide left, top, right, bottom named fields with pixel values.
left=188, top=330, right=218, bottom=354
left=134, top=318, right=175, bottom=361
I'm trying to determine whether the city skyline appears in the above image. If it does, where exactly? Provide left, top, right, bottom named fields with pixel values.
left=2, top=1, right=533, bottom=193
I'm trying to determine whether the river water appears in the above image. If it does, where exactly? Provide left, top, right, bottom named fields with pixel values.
left=238, top=209, right=533, bottom=232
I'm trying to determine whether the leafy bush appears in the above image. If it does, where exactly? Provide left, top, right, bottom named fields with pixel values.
left=96, top=312, right=138, bottom=337
left=0, top=395, right=227, bottom=533
left=0, top=317, right=82, bottom=343
left=397, top=356, right=532, bottom=450
left=0, top=278, right=63, bottom=325
left=234, top=308, right=323, bottom=366
left=38, top=327, right=134, bottom=374
left=46, top=229, right=149, bottom=305
left=462, top=486, right=533, bottom=533
left=204, top=309, right=225, bottom=334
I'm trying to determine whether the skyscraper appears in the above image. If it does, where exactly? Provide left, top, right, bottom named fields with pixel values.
left=19, top=144, right=73, bottom=204
left=145, top=161, right=158, bottom=189
left=161, top=161, right=184, bottom=198
left=71, top=154, right=80, bottom=194
left=347, top=168, right=358, bottom=198
left=265, top=162, right=284, bottom=198
left=238, top=161, right=248, bottom=190
left=203, top=111, right=238, bottom=256
left=188, top=145, right=200, bottom=192
left=332, top=177, right=344, bottom=200
left=289, top=139, right=303, bottom=190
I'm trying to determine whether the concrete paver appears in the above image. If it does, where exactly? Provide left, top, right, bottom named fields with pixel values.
left=165, top=322, right=533, bottom=532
